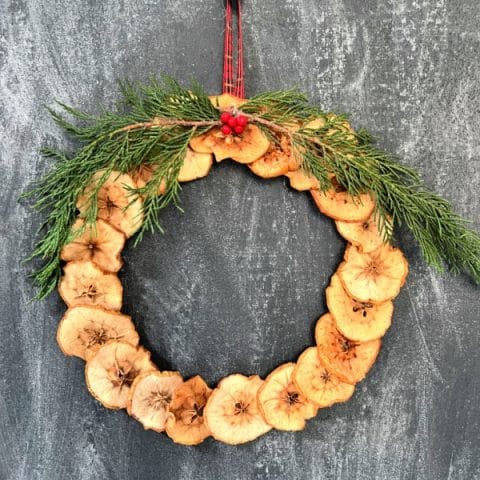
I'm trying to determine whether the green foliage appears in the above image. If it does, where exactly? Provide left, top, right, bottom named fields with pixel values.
left=241, top=88, right=315, bottom=124
left=24, top=77, right=217, bottom=299
left=294, top=120, right=480, bottom=280
left=23, top=77, right=480, bottom=299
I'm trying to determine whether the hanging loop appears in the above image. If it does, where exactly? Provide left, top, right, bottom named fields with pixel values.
left=222, top=0, right=245, bottom=98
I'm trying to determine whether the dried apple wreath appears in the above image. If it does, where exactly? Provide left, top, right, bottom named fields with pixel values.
left=38, top=91, right=413, bottom=446
left=23, top=0, right=479, bottom=448
left=23, top=65, right=480, bottom=448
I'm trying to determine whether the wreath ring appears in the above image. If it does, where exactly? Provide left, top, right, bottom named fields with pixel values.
left=40, top=92, right=412, bottom=446
left=24, top=0, right=479, bottom=448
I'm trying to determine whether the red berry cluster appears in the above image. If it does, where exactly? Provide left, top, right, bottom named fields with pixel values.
left=220, top=111, right=248, bottom=136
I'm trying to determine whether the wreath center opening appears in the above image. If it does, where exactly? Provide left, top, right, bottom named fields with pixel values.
left=121, top=161, right=343, bottom=384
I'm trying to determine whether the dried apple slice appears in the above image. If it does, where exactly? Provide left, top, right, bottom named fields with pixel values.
left=293, top=347, right=355, bottom=407
left=58, top=260, right=122, bottom=310
left=249, top=152, right=289, bottom=178
left=338, top=243, right=409, bottom=304
left=131, top=164, right=167, bottom=195
left=208, top=93, right=246, bottom=109
left=287, top=154, right=301, bottom=171
left=189, top=124, right=270, bottom=164
left=133, top=149, right=212, bottom=186
left=60, top=219, right=125, bottom=272
left=189, top=133, right=215, bottom=155
left=165, top=375, right=212, bottom=445
left=248, top=135, right=292, bottom=178
left=204, top=374, right=271, bottom=445
left=285, top=170, right=320, bottom=191
left=85, top=341, right=154, bottom=409
left=327, top=274, right=393, bottom=342
left=311, top=188, right=375, bottom=222
left=257, top=363, right=317, bottom=431
left=178, top=149, right=213, bottom=182
left=57, top=306, right=139, bottom=361
left=305, top=117, right=326, bottom=130
left=336, top=214, right=389, bottom=253
left=76, top=170, right=143, bottom=237
left=315, top=313, right=381, bottom=384
left=127, top=370, right=183, bottom=432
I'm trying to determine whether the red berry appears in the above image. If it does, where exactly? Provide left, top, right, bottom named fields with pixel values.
left=236, top=115, right=248, bottom=127
left=221, top=125, right=232, bottom=135
left=227, top=116, right=238, bottom=128
left=233, top=125, right=244, bottom=134
left=220, top=112, right=231, bottom=124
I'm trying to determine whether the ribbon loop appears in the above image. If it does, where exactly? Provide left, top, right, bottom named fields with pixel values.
left=222, top=0, right=244, bottom=98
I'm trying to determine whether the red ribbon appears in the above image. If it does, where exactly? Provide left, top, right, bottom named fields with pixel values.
left=222, top=0, right=244, bottom=98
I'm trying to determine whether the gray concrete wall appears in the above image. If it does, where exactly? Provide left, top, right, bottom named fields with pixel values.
left=0, top=1, right=479, bottom=479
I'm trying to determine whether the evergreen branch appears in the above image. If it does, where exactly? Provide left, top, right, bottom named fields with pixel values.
left=23, top=78, right=480, bottom=300
left=129, top=127, right=196, bottom=245
left=242, top=87, right=317, bottom=125
left=293, top=125, right=480, bottom=282
left=24, top=78, right=221, bottom=299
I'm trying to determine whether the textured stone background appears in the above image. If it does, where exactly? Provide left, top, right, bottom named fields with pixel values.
left=1, top=1, right=479, bottom=479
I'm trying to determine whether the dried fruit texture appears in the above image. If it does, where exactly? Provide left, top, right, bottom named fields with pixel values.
left=285, top=170, right=320, bottom=191
left=57, top=306, right=139, bottom=361
left=189, top=124, right=270, bottom=164
left=131, top=164, right=167, bottom=194
left=85, top=341, right=154, bottom=409
left=204, top=374, right=271, bottom=445
left=338, top=244, right=409, bottom=304
left=311, top=188, right=375, bottom=222
left=248, top=136, right=291, bottom=179
left=132, top=149, right=212, bottom=188
left=178, top=149, right=213, bottom=182
left=327, top=274, right=393, bottom=342
left=257, top=363, right=317, bottom=431
left=60, top=219, right=125, bottom=272
left=76, top=170, right=143, bottom=237
left=165, top=375, right=212, bottom=445
left=128, top=371, right=183, bottom=432
left=58, top=261, right=122, bottom=311
left=315, top=313, right=381, bottom=384
left=293, top=347, right=355, bottom=407
left=304, top=118, right=326, bottom=130
left=335, top=214, right=388, bottom=253
left=208, top=93, right=246, bottom=109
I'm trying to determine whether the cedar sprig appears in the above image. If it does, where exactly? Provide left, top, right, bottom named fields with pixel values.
left=292, top=120, right=480, bottom=281
left=24, top=77, right=480, bottom=300
left=23, top=77, right=218, bottom=299
left=126, top=127, right=197, bottom=245
left=241, top=88, right=318, bottom=125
